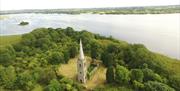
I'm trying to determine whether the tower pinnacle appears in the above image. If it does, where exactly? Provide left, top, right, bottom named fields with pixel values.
left=79, top=39, right=85, bottom=60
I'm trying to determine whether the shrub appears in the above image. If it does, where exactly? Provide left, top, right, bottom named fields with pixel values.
left=144, top=81, right=175, bottom=91
left=133, top=80, right=144, bottom=90
left=130, top=69, right=144, bottom=82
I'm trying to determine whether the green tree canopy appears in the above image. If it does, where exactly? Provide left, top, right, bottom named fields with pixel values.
left=144, top=81, right=175, bottom=91
left=90, top=40, right=102, bottom=60
left=45, top=79, right=63, bottom=91
left=0, top=46, right=16, bottom=66
left=130, top=69, right=144, bottom=82
left=115, top=65, right=130, bottom=84
left=0, top=66, right=16, bottom=89
left=48, top=52, right=64, bottom=65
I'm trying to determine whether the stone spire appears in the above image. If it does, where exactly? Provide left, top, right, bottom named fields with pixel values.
left=79, top=39, right=85, bottom=60
left=77, top=39, right=87, bottom=83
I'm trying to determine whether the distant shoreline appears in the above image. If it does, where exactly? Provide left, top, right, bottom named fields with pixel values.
left=0, top=5, right=179, bottom=15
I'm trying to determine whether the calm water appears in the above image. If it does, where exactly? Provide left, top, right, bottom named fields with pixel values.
left=0, top=13, right=180, bottom=59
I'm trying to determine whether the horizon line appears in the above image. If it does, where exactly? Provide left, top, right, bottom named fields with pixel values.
left=0, top=4, right=179, bottom=11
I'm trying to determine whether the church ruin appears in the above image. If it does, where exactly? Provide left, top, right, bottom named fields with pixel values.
left=77, top=39, right=87, bottom=83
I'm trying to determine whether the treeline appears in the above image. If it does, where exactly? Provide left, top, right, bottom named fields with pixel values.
left=0, top=27, right=180, bottom=91
left=91, top=5, right=180, bottom=14
left=93, top=38, right=180, bottom=91
left=0, top=5, right=180, bottom=15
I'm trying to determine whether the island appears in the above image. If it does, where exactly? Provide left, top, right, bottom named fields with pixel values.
left=0, top=27, right=179, bottom=91
left=19, top=21, right=29, bottom=26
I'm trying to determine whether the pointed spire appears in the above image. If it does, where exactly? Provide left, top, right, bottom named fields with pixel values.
left=79, top=39, right=85, bottom=60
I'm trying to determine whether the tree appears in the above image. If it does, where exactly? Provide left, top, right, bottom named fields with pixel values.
left=31, top=28, right=49, bottom=39
left=101, top=52, right=114, bottom=67
left=45, top=79, right=63, bottom=91
left=79, top=30, right=95, bottom=55
left=69, top=44, right=78, bottom=58
left=0, top=46, right=16, bottom=66
left=38, top=67, right=57, bottom=85
left=49, top=30, right=60, bottom=42
left=90, top=41, right=102, bottom=60
left=35, top=38, right=51, bottom=49
left=142, top=68, right=162, bottom=82
left=65, top=27, right=75, bottom=37
left=123, top=45, right=136, bottom=64
left=106, top=66, right=115, bottom=83
left=21, top=33, right=36, bottom=46
left=144, top=81, right=175, bottom=91
left=115, top=65, right=130, bottom=84
left=0, top=66, right=16, bottom=89
left=107, top=43, right=120, bottom=53
left=15, top=71, right=35, bottom=91
left=48, top=52, right=64, bottom=64
left=64, top=51, right=70, bottom=63
left=169, top=75, right=180, bottom=91
left=101, top=43, right=124, bottom=67
left=130, top=69, right=144, bottom=82
left=133, top=80, right=144, bottom=90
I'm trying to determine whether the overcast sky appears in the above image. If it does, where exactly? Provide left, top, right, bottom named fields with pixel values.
left=0, top=0, right=179, bottom=10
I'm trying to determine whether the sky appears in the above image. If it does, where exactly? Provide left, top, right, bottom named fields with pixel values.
left=0, top=0, right=179, bottom=10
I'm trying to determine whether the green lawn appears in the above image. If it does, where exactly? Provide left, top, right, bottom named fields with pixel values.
left=0, top=35, right=22, bottom=47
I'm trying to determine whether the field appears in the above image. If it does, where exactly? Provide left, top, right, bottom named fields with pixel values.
left=58, top=57, right=106, bottom=90
left=0, top=35, right=22, bottom=47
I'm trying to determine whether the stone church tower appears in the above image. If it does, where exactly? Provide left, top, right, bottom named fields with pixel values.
left=77, top=39, right=87, bottom=83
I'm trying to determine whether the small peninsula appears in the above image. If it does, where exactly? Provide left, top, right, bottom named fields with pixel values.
left=0, top=27, right=179, bottom=91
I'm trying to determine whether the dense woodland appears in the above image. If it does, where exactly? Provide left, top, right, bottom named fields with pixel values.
left=0, top=27, right=180, bottom=91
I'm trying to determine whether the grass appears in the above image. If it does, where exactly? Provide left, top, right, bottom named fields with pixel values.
left=58, top=56, right=106, bottom=90
left=85, top=65, right=106, bottom=90
left=94, top=84, right=133, bottom=91
left=58, top=58, right=78, bottom=80
left=31, top=84, right=43, bottom=91
left=0, top=35, right=22, bottom=47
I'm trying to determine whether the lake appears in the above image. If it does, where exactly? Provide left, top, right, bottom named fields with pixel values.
left=0, top=13, right=179, bottom=59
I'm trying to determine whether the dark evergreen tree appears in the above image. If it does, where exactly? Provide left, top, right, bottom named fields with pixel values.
left=106, top=66, right=115, bottom=83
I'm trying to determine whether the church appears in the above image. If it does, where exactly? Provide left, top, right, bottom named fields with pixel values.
left=77, top=39, right=87, bottom=83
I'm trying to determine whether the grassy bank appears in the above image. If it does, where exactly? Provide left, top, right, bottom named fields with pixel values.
left=0, top=35, right=22, bottom=47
